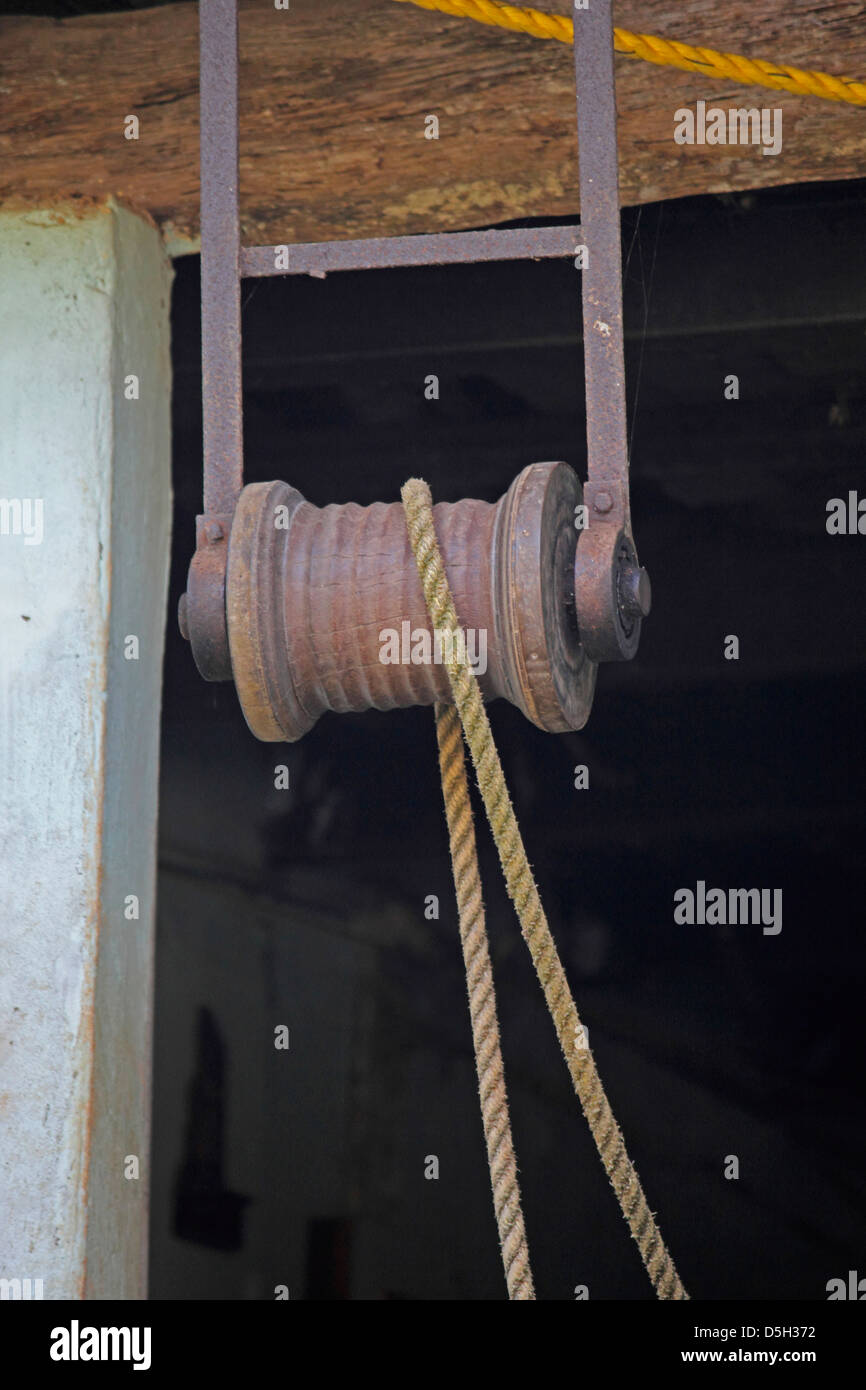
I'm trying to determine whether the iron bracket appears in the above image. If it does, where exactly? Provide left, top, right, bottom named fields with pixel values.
left=184, top=0, right=649, bottom=706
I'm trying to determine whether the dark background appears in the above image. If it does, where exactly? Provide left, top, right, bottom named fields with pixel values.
left=146, top=178, right=866, bottom=1299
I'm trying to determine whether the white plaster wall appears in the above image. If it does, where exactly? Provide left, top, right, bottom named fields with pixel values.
left=0, top=199, right=172, bottom=1298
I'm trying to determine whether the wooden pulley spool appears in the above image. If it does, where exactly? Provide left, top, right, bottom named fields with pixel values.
left=221, top=461, right=598, bottom=741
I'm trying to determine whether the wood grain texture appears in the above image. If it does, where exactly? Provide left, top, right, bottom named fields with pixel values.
left=1, top=0, right=864, bottom=251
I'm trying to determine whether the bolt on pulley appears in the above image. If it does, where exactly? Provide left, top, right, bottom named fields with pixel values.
left=181, top=0, right=650, bottom=737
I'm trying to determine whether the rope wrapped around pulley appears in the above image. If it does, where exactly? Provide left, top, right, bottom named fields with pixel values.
left=402, top=475, right=688, bottom=1301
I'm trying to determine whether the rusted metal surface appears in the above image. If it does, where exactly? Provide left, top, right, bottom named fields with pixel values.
left=572, top=0, right=649, bottom=663
left=240, top=226, right=583, bottom=278
left=183, top=0, right=646, bottom=729
left=225, top=464, right=596, bottom=740
left=200, top=0, right=242, bottom=515
left=186, top=512, right=234, bottom=682
left=188, top=0, right=241, bottom=678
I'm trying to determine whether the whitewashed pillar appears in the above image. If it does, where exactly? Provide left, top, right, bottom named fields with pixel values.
left=0, top=198, right=172, bottom=1298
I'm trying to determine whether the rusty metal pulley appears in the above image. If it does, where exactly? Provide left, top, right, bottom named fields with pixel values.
left=222, top=462, right=595, bottom=740
left=180, top=460, right=649, bottom=740
left=180, top=0, right=651, bottom=741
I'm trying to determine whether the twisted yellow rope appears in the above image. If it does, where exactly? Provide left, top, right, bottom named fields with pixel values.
left=402, top=476, right=688, bottom=1300
left=393, top=0, right=866, bottom=107
left=435, top=700, right=535, bottom=1299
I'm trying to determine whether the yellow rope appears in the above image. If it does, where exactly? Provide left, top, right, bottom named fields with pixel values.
left=435, top=700, right=535, bottom=1299
left=393, top=0, right=866, bottom=107
left=402, top=476, right=688, bottom=1300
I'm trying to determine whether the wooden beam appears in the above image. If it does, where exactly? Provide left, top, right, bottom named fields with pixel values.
left=1, top=0, right=864, bottom=254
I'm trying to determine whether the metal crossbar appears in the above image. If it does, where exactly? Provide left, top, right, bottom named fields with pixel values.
left=239, top=225, right=583, bottom=278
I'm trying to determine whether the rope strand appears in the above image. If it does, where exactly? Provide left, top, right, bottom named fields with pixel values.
left=402, top=476, right=688, bottom=1300
left=435, top=701, right=535, bottom=1299
left=392, top=0, right=866, bottom=107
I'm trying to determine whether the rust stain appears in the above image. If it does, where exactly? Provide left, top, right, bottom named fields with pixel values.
left=0, top=191, right=159, bottom=236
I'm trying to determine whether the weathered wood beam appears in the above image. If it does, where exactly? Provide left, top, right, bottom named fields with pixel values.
left=1, top=0, right=864, bottom=254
